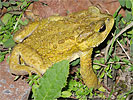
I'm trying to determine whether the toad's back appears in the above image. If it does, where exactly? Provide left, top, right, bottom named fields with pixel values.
left=22, top=10, right=98, bottom=56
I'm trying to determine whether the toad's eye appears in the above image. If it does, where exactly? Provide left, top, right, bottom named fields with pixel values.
left=98, top=24, right=106, bottom=32
left=94, top=21, right=106, bottom=33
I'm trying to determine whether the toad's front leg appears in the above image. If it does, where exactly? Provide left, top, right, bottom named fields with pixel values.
left=80, top=48, right=98, bottom=88
left=9, top=43, right=46, bottom=76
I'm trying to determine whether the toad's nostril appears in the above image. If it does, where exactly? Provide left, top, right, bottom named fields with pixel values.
left=107, top=18, right=110, bottom=21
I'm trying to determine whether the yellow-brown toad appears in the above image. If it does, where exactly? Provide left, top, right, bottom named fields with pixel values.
left=9, top=6, right=114, bottom=88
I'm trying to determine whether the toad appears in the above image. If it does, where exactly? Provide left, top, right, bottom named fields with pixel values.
left=9, top=6, right=114, bottom=88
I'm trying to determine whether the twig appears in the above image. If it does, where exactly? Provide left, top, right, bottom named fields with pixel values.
left=117, top=40, right=130, bottom=59
left=93, top=63, right=107, bottom=67
left=105, top=22, right=133, bottom=62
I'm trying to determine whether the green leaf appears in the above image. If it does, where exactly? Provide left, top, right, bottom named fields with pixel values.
left=19, top=19, right=29, bottom=25
left=100, top=72, right=105, bottom=78
left=71, top=58, right=80, bottom=66
left=128, top=65, right=133, bottom=71
left=125, top=10, right=132, bottom=22
left=32, top=60, right=69, bottom=100
left=113, top=64, right=121, bottom=69
left=116, top=14, right=122, bottom=23
left=113, top=6, right=121, bottom=18
left=94, top=59, right=100, bottom=63
left=9, top=0, right=16, bottom=4
left=105, top=65, right=110, bottom=72
left=3, top=36, right=16, bottom=48
left=0, top=51, right=8, bottom=55
left=119, top=0, right=126, bottom=7
left=29, top=80, right=34, bottom=86
left=2, top=13, right=12, bottom=25
left=122, top=58, right=130, bottom=64
left=61, top=91, right=72, bottom=98
left=0, top=0, right=2, bottom=8
left=107, top=72, right=112, bottom=78
left=114, top=55, right=120, bottom=62
left=115, top=28, right=120, bottom=34
left=0, top=55, right=5, bottom=62
left=68, top=80, right=77, bottom=91
left=100, top=58, right=105, bottom=64
left=113, top=11, right=118, bottom=18
left=33, top=75, right=40, bottom=80
left=93, top=65, right=101, bottom=70
left=126, top=0, right=132, bottom=9
left=98, top=86, right=106, bottom=92
left=2, top=2, right=9, bottom=7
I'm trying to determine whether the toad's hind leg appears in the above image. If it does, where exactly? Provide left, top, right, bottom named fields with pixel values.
left=9, top=43, right=46, bottom=76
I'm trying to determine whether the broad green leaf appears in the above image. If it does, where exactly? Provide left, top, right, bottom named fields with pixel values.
left=2, top=13, right=12, bottom=25
left=100, top=58, right=105, bottom=64
left=94, top=59, right=100, bottom=63
left=3, top=37, right=16, bottom=48
left=29, top=80, right=34, bottom=86
left=68, top=80, right=77, bottom=90
left=126, top=10, right=132, bottom=22
left=71, top=58, right=80, bottom=66
left=76, top=88, right=84, bottom=96
left=0, top=51, right=8, bottom=55
left=122, top=58, right=130, bottom=64
left=98, top=86, right=106, bottom=92
left=113, top=64, right=121, bottom=69
left=88, top=87, right=93, bottom=93
left=113, top=11, right=118, bottom=18
left=116, top=14, right=122, bottom=22
left=2, top=2, right=9, bottom=7
left=0, top=55, right=4, bottom=62
left=126, top=0, right=132, bottom=9
left=105, top=65, right=110, bottom=72
left=115, top=28, right=120, bottom=34
left=114, top=55, right=120, bottom=62
left=9, top=0, right=16, bottom=4
left=22, top=1, right=27, bottom=7
left=32, top=60, right=69, bottom=100
left=113, top=6, right=121, bottom=18
left=93, top=65, right=101, bottom=70
left=119, top=0, right=126, bottom=7
left=61, top=91, right=72, bottom=98
left=128, top=65, right=133, bottom=71
left=19, top=19, right=28, bottom=25
left=33, top=75, right=40, bottom=80
left=100, top=72, right=105, bottom=78
left=107, top=72, right=112, bottom=78
left=0, top=0, right=2, bottom=8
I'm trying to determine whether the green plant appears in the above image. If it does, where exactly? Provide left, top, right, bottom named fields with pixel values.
left=0, top=0, right=37, bottom=62
left=61, top=79, right=94, bottom=100
left=93, top=0, right=133, bottom=99
left=32, top=60, right=69, bottom=100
